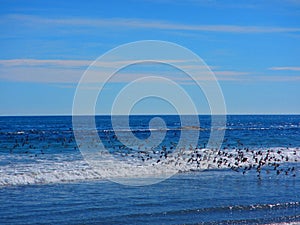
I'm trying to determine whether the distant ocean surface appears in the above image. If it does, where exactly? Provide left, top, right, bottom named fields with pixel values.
left=0, top=115, right=299, bottom=224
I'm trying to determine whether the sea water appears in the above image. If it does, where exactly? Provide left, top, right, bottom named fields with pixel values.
left=0, top=115, right=299, bottom=224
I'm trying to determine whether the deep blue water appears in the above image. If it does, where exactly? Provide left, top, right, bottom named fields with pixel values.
left=0, top=115, right=299, bottom=224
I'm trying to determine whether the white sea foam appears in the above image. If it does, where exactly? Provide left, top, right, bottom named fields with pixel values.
left=265, top=222, right=300, bottom=225
left=0, top=159, right=99, bottom=186
left=0, top=147, right=299, bottom=187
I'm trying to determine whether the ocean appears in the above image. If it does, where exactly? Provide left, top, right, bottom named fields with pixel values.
left=0, top=115, right=299, bottom=224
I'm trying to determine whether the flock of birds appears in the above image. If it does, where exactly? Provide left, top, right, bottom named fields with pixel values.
left=1, top=129, right=76, bottom=155
left=98, top=130, right=300, bottom=179
left=1, top=128, right=299, bottom=179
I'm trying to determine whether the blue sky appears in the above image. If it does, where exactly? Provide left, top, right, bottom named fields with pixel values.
left=0, top=0, right=300, bottom=115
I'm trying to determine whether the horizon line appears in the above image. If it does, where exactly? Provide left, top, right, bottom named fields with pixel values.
left=1, top=113, right=300, bottom=117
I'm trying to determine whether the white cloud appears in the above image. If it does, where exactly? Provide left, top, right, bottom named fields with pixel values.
left=0, top=59, right=188, bottom=68
left=1, top=58, right=299, bottom=84
left=0, top=59, right=92, bottom=67
left=214, top=71, right=249, bottom=76
left=268, top=66, right=300, bottom=71
left=5, top=14, right=300, bottom=34
left=258, top=75, right=300, bottom=81
left=0, top=58, right=247, bottom=83
left=0, top=66, right=83, bottom=83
